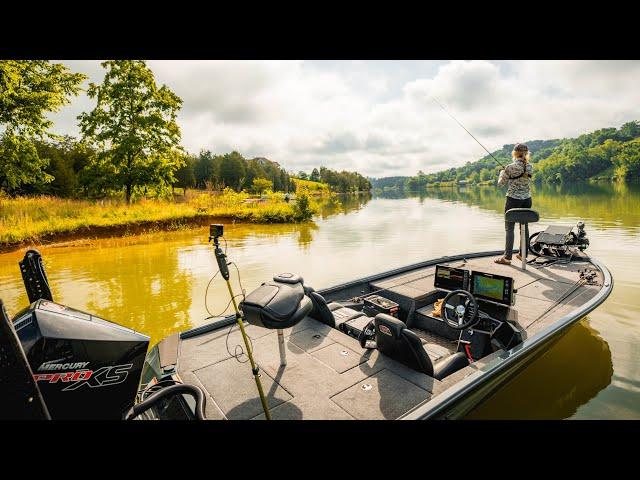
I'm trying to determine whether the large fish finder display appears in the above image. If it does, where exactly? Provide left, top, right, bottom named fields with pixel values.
left=471, top=271, right=514, bottom=306
left=434, top=265, right=469, bottom=291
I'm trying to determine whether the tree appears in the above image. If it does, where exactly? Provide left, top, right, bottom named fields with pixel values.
left=78, top=60, right=183, bottom=202
left=194, top=150, right=217, bottom=188
left=173, top=154, right=196, bottom=193
left=618, top=121, right=640, bottom=142
left=0, top=60, right=85, bottom=191
left=310, top=168, right=320, bottom=182
left=219, top=151, right=246, bottom=190
left=251, top=177, right=272, bottom=194
left=298, top=171, right=308, bottom=180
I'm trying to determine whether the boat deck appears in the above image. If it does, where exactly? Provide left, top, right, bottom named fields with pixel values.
left=177, top=254, right=605, bottom=420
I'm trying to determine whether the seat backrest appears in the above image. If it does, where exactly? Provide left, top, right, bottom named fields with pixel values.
left=304, top=286, right=336, bottom=327
left=0, top=299, right=50, bottom=419
left=374, top=314, right=434, bottom=377
left=505, top=208, right=539, bottom=224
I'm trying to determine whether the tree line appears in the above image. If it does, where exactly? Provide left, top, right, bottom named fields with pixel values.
left=296, top=166, right=371, bottom=193
left=177, top=152, right=297, bottom=194
left=0, top=60, right=371, bottom=201
left=392, top=121, right=640, bottom=190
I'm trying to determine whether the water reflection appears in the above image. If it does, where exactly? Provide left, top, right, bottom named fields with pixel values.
left=417, top=182, right=640, bottom=231
left=466, top=320, right=613, bottom=419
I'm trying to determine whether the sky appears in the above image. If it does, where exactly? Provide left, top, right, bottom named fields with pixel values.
left=50, top=60, right=640, bottom=178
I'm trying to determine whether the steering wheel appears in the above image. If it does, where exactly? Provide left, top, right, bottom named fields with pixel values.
left=442, top=289, right=479, bottom=330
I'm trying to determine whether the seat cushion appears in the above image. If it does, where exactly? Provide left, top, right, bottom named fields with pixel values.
left=505, top=208, right=539, bottom=224
left=241, top=280, right=312, bottom=329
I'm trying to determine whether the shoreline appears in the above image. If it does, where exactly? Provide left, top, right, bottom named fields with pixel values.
left=0, top=213, right=280, bottom=254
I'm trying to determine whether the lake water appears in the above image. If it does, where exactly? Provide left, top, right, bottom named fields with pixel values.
left=1, top=183, right=638, bottom=419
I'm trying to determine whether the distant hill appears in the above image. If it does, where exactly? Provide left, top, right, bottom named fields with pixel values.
left=370, top=176, right=410, bottom=191
left=376, top=120, right=640, bottom=190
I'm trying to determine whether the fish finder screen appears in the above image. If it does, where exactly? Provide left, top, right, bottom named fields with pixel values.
left=434, top=265, right=469, bottom=291
left=471, top=271, right=513, bottom=306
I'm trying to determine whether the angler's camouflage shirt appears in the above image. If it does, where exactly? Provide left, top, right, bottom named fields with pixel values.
left=498, top=159, right=533, bottom=200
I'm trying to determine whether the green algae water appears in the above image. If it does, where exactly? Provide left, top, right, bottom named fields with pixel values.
left=1, top=184, right=638, bottom=419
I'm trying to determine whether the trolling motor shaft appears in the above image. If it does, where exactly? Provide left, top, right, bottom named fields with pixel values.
left=210, top=224, right=272, bottom=421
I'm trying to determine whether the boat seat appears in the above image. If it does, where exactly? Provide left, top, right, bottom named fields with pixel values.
left=304, top=287, right=366, bottom=329
left=374, top=313, right=469, bottom=380
left=241, top=273, right=312, bottom=329
left=505, top=208, right=539, bottom=224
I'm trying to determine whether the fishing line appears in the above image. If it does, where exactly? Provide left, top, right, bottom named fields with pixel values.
left=431, top=96, right=507, bottom=169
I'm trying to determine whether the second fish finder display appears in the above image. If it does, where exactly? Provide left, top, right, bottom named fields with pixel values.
left=434, top=265, right=469, bottom=291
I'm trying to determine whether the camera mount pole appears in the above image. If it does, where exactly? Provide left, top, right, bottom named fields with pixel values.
left=210, top=232, right=272, bottom=421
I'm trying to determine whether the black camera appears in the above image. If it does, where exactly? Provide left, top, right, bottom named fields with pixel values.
left=210, top=224, right=224, bottom=239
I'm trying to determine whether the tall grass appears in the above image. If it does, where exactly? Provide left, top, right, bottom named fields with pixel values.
left=0, top=188, right=319, bottom=245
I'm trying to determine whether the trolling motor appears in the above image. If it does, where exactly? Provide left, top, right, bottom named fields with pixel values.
left=19, top=249, right=53, bottom=303
left=209, top=224, right=272, bottom=420
left=529, top=221, right=590, bottom=262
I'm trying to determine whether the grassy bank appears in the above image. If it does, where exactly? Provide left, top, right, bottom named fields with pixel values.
left=0, top=189, right=318, bottom=249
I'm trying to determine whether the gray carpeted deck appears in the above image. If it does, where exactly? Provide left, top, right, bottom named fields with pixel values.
left=178, top=254, right=604, bottom=420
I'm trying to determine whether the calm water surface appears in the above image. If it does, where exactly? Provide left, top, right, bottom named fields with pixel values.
left=1, top=183, right=638, bottom=419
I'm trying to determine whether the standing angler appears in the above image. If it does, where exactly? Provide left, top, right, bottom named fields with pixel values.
left=494, top=143, right=534, bottom=265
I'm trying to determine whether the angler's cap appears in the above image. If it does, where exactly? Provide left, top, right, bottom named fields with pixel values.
left=514, top=143, right=529, bottom=152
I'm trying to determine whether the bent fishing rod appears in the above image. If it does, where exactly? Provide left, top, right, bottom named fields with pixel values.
left=430, top=96, right=507, bottom=170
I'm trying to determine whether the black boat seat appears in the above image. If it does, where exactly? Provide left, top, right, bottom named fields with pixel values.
left=374, top=314, right=469, bottom=380
left=241, top=273, right=312, bottom=329
left=505, top=208, right=539, bottom=224
left=304, top=286, right=366, bottom=329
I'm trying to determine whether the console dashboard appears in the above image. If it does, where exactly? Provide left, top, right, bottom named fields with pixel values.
left=434, top=265, right=515, bottom=307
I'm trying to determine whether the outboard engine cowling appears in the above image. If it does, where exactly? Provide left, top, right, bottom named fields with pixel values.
left=12, top=300, right=149, bottom=419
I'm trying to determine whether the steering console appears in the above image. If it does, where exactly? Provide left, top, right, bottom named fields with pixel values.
left=442, top=289, right=479, bottom=330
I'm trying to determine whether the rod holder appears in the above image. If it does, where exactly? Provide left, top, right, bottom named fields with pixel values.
left=277, top=329, right=287, bottom=366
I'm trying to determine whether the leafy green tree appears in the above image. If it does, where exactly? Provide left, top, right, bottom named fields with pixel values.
left=613, top=139, right=640, bottom=180
left=310, top=168, right=320, bottom=182
left=194, top=150, right=218, bottom=188
left=173, top=154, right=196, bottom=193
left=297, top=171, right=308, bottom=180
left=78, top=60, right=183, bottom=202
left=618, top=121, right=640, bottom=142
left=251, top=177, right=272, bottom=194
left=219, top=151, right=246, bottom=190
left=479, top=168, right=492, bottom=182
left=0, top=60, right=85, bottom=191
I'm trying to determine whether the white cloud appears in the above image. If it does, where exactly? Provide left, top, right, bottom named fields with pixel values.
left=47, top=60, right=640, bottom=178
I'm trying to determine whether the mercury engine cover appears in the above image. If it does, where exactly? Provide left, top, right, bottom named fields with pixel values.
left=12, top=299, right=149, bottom=419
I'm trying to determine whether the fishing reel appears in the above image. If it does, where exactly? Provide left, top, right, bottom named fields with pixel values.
left=575, top=222, right=590, bottom=252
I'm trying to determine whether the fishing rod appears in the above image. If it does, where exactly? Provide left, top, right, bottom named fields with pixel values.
left=524, top=269, right=598, bottom=329
left=431, top=96, right=507, bottom=169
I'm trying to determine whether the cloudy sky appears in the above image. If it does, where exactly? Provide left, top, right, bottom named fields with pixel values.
left=50, top=60, right=640, bottom=178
